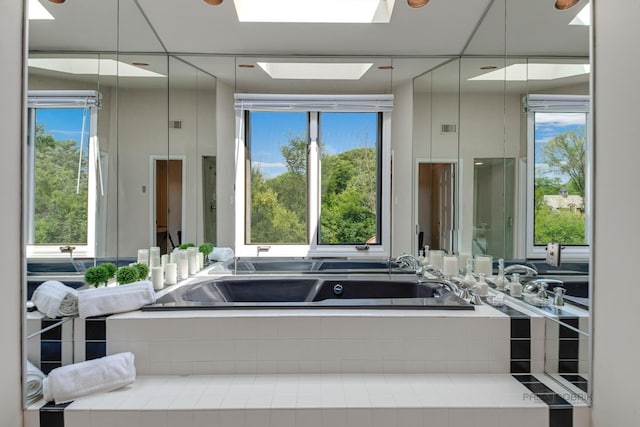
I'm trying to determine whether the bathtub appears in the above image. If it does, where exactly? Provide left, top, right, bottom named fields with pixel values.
left=146, top=275, right=473, bottom=310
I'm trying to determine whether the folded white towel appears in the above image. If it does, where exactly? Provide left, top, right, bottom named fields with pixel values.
left=78, top=280, right=155, bottom=318
left=26, top=360, right=45, bottom=405
left=43, top=352, right=136, bottom=404
left=208, top=247, right=235, bottom=262
left=32, top=280, right=79, bottom=318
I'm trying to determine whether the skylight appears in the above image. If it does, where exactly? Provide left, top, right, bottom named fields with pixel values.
left=233, top=0, right=395, bottom=23
left=28, top=58, right=166, bottom=78
left=28, top=0, right=54, bottom=20
left=469, top=63, right=590, bottom=81
left=569, top=3, right=590, bottom=26
left=257, top=62, right=373, bottom=80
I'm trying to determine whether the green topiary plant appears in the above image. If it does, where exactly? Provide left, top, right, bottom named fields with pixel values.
left=178, top=242, right=195, bottom=250
left=100, top=262, right=117, bottom=281
left=84, top=266, right=109, bottom=288
left=132, top=263, right=150, bottom=281
left=198, top=242, right=214, bottom=257
left=116, top=266, right=139, bottom=285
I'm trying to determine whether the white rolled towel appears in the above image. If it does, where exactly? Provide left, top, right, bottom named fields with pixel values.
left=78, top=280, right=155, bottom=318
left=32, top=280, right=79, bottom=318
left=208, top=247, right=235, bottom=262
left=43, top=352, right=136, bottom=404
left=26, top=360, right=45, bottom=405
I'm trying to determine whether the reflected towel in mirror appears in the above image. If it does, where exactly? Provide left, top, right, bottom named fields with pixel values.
left=26, top=360, right=45, bottom=405
left=31, top=280, right=79, bottom=318
left=78, top=280, right=155, bottom=318
left=208, top=247, right=234, bottom=262
left=43, top=352, right=135, bottom=404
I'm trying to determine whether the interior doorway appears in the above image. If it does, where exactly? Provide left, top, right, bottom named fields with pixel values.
left=416, top=161, right=456, bottom=254
left=154, top=158, right=183, bottom=253
left=202, top=156, right=217, bottom=245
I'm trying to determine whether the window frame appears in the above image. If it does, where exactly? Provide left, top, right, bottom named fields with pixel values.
left=234, top=94, right=392, bottom=258
left=26, top=91, right=101, bottom=259
left=525, top=94, right=591, bottom=260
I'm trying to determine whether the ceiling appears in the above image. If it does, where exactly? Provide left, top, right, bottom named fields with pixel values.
left=27, top=0, right=590, bottom=90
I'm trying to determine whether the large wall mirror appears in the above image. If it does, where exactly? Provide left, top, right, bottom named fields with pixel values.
left=23, top=0, right=591, bottom=407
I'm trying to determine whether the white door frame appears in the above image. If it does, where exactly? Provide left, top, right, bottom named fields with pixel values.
left=413, top=157, right=461, bottom=255
left=149, top=155, right=187, bottom=249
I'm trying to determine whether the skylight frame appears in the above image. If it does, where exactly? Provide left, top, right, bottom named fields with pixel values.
left=28, top=0, right=55, bottom=20
left=28, top=58, right=166, bottom=78
left=468, top=63, right=590, bottom=82
left=257, top=62, right=374, bottom=80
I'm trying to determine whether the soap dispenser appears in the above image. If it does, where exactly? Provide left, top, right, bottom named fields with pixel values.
left=510, top=273, right=523, bottom=297
left=493, top=258, right=508, bottom=291
left=475, top=273, right=489, bottom=297
left=421, top=245, right=430, bottom=266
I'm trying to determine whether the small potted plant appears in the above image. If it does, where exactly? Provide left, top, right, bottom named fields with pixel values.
left=199, top=242, right=214, bottom=264
left=132, top=263, right=150, bottom=281
left=84, top=266, right=109, bottom=288
left=116, top=266, right=139, bottom=285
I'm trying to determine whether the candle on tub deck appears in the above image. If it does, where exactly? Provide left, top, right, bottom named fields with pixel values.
left=442, top=255, right=459, bottom=277
left=150, top=246, right=160, bottom=259
left=179, top=251, right=189, bottom=280
left=475, top=255, right=493, bottom=276
left=161, top=254, right=169, bottom=269
left=458, top=253, right=471, bottom=269
left=165, top=263, right=177, bottom=285
left=187, top=247, right=198, bottom=275
left=429, top=250, right=444, bottom=270
left=169, top=251, right=179, bottom=265
left=197, top=252, right=204, bottom=270
left=137, top=249, right=149, bottom=265
left=149, top=255, right=161, bottom=268
left=151, top=266, right=164, bottom=290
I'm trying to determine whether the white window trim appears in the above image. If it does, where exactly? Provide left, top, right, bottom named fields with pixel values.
left=26, top=91, right=101, bottom=259
left=234, top=94, right=392, bottom=258
left=524, top=94, right=590, bottom=260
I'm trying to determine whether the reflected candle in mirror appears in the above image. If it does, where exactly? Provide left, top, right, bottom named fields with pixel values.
left=187, top=247, right=198, bottom=275
left=165, top=263, right=177, bottom=285
left=179, top=251, right=189, bottom=280
left=151, top=266, right=163, bottom=290
left=442, top=255, right=459, bottom=277
left=458, top=253, right=471, bottom=269
left=475, top=255, right=492, bottom=276
left=429, top=250, right=444, bottom=270
left=150, top=246, right=160, bottom=259
left=169, top=251, right=179, bottom=265
left=161, top=254, right=169, bottom=269
left=149, top=256, right=161, bottom=268
left=137, top=249, right=149, bottom=265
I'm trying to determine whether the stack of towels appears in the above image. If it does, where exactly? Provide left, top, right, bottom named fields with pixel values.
left=31, top=280, right=79, bottom=318
left=208, top=247, right=235, bottom=263
left=31, top=280, right=156, bottom=318
left=26, top=360, right=45, bottom=405
left=43, top=352, right=136, bottom=404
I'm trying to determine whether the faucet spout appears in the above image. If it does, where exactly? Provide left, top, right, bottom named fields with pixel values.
left=504, top=264, right=538, bottom=278
left=395, top=253, right=421, bottom=273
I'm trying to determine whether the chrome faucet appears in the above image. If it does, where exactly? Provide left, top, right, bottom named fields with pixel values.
left=419, top=278, right=460, bottom=296
left=523, top=278, right=564, bottom=299
left=59, top=245, right=75, bottom=260
left=504, top=264, right=538, bottom=278
left=395, top=253, right=421, bottom=273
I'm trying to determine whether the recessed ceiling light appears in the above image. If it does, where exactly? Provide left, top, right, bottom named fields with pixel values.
left=555, top=0, right=580, bottom=10
left=480, top=66, right=498, bottom=70
left=131, top=62, right=149, bottom=67
left=203, top=0, right=223, bottom=4
left=29, top=58, right=165, bottom=78
left=28, top=0, right=54, bottom=20
left=378, top=66, right=394, bottom=70
left=234, top=0, right=395, bottom=23
left=238, top=64, right=255, bottom=68
left=469, top=63, right=590, bottom=81
left=475, top=162, right=484, bottom=166
left=407, top=0, right=430, bottom=8
left=257, top=62, right=373, bottom=80
left=48, top=0, right=66, bottom=3
left=569, top=3, right=590, bottom=26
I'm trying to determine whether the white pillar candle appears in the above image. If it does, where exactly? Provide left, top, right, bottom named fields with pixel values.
left=161, top=254, right=169, bottom=269
left=442, top=255, right=459, bottom=277
left=458, top=253, right=471, bottom=269
left=137, top=249, right=149, bottom=265
left=149, top=255, right=161, bottom=268
left=197, top=252, right=204, bottom=271
left=150, top=246, right=161, bottom=259
left=429, top=250, right=444, bottom=270
left=169, top=251, right=179, bottom=265
left=187, top=247, right=198, bottom=275
left=179, top=251, right=189, bottom=280
left=165, top=263, right=177, bottom=285
left=475, top=255, right=493, bottom=276
left=151, top=266, right=164, bottom=290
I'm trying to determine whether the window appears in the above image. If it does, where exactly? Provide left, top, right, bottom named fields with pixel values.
left=235, top=94, right=392, bottom=257
left=26, top=91, right=102, bottom=258
left=525, top=95, right=590, bottom=259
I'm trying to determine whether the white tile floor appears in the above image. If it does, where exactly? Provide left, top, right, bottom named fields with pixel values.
left=38, top=373, right=557, bottom=427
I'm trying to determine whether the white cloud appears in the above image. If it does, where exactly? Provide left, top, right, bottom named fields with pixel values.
left=535, top=113, right=586, bottom=126
left=253, top=161, right=285, bottom=169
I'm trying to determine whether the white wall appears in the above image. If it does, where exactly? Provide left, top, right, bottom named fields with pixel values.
left=1, top=1, right=24, bottom=426
left=592, top=0, right=640, bottom=425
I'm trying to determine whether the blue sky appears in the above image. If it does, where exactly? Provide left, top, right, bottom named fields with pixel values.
left=250, top=111, right=377, bottom=178
left=36, top=108, right=88, bottom=145
left=534, top=112, right=587, bottom=183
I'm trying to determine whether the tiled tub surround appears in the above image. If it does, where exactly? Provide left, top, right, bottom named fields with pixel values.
left=106, top=306, right=512, bottom=375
